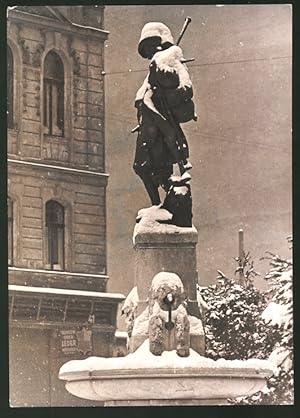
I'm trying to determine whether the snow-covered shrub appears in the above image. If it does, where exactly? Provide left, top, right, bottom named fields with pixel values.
left=200, top=268, right=276, bottom=361
left=237, top=244, right=293, bottom=405
left=199, top=239, right=293, bottom=404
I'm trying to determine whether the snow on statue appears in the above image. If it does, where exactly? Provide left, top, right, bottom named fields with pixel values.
left=132, top=21, right=197, bottom=227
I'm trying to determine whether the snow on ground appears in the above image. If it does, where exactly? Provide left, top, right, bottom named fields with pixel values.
left=60, top=338, right=274, bottom=375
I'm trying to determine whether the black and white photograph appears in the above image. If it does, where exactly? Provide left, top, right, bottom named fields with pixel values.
left=6, top=4, right=293, bottom=408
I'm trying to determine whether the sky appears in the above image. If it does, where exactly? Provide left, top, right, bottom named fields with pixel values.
left=103, top=5, right=292, bottom=309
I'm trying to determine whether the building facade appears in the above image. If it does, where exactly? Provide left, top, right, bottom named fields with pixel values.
left=7, top=5, right=124, bottom=407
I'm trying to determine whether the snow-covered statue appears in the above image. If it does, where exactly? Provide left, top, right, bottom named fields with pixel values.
left=148, top=272, right=190, bottom=357
left=133, top=21, right=197, bottom=227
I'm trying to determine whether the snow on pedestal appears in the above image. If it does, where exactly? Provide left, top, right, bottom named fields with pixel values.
left=133, top=204, right=196, bottom=245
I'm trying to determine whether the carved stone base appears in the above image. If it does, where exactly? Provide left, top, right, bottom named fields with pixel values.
left=132, top=223, right=205, bottom=355
left=129, top=320, right=205, bottom=356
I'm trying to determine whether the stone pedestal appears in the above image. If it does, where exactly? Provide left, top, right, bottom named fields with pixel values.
left=131, top=223, right=205, bottom=354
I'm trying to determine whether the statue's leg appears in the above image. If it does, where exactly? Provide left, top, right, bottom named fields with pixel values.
left=175, top=313, right=190, bottom=357
left=137, top=172, right=161, bottom=205
left=150, top=113, right=180, bottom=164
left=149, top=315, right=164, bottom=356
left=178, top=160, right=186, bottom=175
left=133, top=109, right=163, bottom=205
left=154, top=167, right=173, bottom=193
left=151, top=114, right=191, bottom=177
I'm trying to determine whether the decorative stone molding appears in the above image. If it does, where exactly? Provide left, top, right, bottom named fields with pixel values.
left=35, top=82, right=41, bottom=117
left=15, top=23, right=30, bottom=65
left=67, top=35, right=81, bottom=76
left=20, top=39, right=30, bottom=65
left=32, top=43, right=45, bottom=67
left=7, top=35, right=22, bottom=136
left=22, top=69, right=27, bottom=113
left=7, top=184, right=23, bottom=267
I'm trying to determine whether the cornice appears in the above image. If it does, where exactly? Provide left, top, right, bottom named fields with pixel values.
left=7, top=9, right=109, bottom=41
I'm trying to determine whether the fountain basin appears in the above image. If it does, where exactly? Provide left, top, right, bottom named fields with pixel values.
left=59, top=340, right=274, bottom=405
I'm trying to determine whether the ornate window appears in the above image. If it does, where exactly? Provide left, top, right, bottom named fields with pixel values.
left=7, top=46, right=14, bottom=129
left=8, top=197, right=13, bottom=266
left=43, top=51, right=64, bottom=137
left=46, top=200, right=65, bottom=270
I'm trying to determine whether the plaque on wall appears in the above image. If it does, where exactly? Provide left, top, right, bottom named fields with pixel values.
left=59, top=327, right=92, bottom=356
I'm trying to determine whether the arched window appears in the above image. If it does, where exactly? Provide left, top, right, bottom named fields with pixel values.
left=43, top=51, right=64, bottom=137
left=8, top=197, right=13, bottom=266
left=46, top=200, right=65, bottom=270
left=7, top=46, right=14, bottom=129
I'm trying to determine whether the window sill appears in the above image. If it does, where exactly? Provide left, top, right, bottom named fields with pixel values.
left=43, top=134, right=69, bottom=142
left=42, top=136, right=70, bottom=162
left=45, top=264, right=64, bottom=272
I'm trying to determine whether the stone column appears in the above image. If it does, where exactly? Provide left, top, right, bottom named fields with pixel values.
left=131, top=223, right=205, bottom=355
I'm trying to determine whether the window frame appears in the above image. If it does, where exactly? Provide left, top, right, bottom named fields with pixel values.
left=45, top=200, right=65, bottom=271
left=43, top=51, right=65, bottom=138
left=7, top=45, right=14, bottom=129
left=8, top=197, right=13, bottom=266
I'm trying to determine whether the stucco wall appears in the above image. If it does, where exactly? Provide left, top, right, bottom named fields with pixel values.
left=9, top=326, right=109, bottom=406
left=104, top=5, right=292, bottom=300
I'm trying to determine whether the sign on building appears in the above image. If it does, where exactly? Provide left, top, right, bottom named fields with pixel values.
left=59, top=327, right=92, bottom=356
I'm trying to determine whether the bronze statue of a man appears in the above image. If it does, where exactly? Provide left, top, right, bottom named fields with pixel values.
left=133, top=22, right=197, bottom=210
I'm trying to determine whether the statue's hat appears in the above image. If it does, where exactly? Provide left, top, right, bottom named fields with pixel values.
left=138, top=22, right=174, bottom=58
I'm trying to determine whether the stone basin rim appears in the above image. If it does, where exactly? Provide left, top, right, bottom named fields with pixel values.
left=63, top=373, right=271, bottom=402
left=59, top=366, right=273, bottom=382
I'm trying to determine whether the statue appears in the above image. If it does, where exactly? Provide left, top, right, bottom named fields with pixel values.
left=132, top=21, right=197, bottom=227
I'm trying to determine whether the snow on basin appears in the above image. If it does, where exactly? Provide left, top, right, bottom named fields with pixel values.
left=59, top=340, right=274, bottom=402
